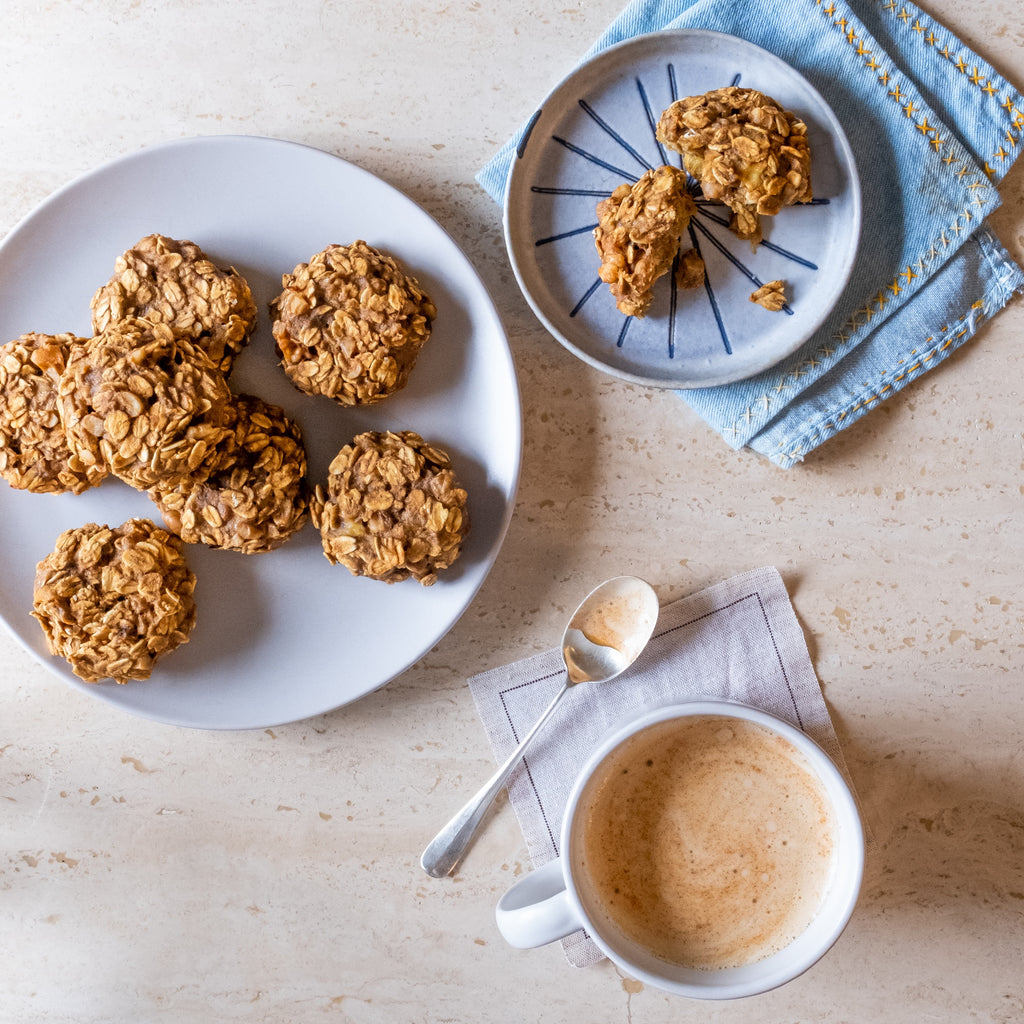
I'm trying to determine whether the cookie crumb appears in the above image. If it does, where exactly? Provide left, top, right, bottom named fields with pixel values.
left=750, top=280, right=787, bottom=312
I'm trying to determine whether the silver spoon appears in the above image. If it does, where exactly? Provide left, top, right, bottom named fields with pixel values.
left=420, top=575, right=659, bottom=878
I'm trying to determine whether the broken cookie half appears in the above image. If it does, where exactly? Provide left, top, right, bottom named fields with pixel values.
left=656, top=86, right=812, bottom=247
left=593, top=165, right=696, bottom=318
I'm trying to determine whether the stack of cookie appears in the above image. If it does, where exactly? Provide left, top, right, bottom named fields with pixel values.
left=77, top=234, right=310, bottom=554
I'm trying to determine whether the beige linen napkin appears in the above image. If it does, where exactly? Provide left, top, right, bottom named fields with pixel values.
left=468, top=566, right=857, bottom=968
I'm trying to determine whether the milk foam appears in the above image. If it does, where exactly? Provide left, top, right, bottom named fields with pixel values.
left=575, top=715, right=837, bottom=970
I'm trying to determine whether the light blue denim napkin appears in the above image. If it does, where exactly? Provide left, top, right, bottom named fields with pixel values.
left=478, top=0, right=1024, bottom=466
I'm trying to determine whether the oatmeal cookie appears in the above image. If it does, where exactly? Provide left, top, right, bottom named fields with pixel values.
left=150, top=394, right=308, bottom=554
left=57, top=317, right=233, bottom=492
left=657, top=86, right=812, bottom=246
left=0, top=332, right=107, bottom=494
left=311, top=430, right=469, bottom=585
left=594, top=165, right=696, bottom=317
left=270, top=241, right=436, bottom=406
left=90, top=233, right=257, bottom=373
left=32, top=518, right=197, bottom=684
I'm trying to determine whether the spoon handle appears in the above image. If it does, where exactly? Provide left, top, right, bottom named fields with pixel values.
left=421, top=679, right=570, bottom=878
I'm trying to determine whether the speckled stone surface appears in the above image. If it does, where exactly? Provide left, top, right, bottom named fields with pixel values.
left=1, top=1, right=1023, bottom=1021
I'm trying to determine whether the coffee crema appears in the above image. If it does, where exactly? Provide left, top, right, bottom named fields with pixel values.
left=575, top=714, right=837, bottom=971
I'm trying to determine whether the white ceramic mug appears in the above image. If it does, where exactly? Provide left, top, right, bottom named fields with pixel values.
left=495, top=700, right=864, bottom=1000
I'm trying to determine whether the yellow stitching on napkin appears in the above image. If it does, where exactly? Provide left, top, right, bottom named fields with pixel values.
left=772, top=301, right=987, bottom=461
left=725, top=0, right=999, bottom=445
left=873, top=0, right=1020, bottom=176
left=821, top=0, right=990, bottom=192
left=725, top=192, right=978, bottom=440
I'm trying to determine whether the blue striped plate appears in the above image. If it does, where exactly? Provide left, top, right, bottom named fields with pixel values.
left=503, top=29, right=861, bottom=389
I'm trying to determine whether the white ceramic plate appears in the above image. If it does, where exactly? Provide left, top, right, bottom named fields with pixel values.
left=0, top=135, right=521, bottom=730
left=504, top=29, right=861, bottom=388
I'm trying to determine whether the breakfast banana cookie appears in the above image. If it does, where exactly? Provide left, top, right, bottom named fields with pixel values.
left=32, top=518, right=197, bottom=684
left=270, top=241, right=436, bottom=406
left=90, top=233, right=257, bottom=373
left=594, top=165, right=696, bottom=318
left=150, top=393, right=308, bottom=554
left=0, top=331, right=108, bottom=494
left=57, top=317, right=233, bottom=492
left=311, top=430, right=468, bottom=585
left=657, top=86, right=812, bottom=245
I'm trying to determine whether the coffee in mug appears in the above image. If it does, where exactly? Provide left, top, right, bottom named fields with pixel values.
left=495, top=701, right=863, bottom=999
left=574, top=714, right=837, bottom=971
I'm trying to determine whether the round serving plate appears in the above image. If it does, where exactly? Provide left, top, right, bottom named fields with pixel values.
left=0, top=135, right=522, bottom=729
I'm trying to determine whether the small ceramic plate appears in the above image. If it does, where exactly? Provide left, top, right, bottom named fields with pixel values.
left=504, top=29, right=861, bottom=389
left=0, top=136, right=521, bottom=729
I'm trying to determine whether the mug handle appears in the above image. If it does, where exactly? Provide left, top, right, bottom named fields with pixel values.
left=495, top=857, right=586, bottom=948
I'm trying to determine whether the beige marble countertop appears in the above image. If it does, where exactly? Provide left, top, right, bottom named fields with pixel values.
left=2, top=1, right=1023, bottom=1021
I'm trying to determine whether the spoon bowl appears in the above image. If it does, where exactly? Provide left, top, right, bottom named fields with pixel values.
left=563, top=575, right=660, bottom=685
left=420, top=575, right=659, bottom=878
